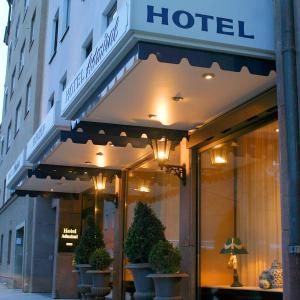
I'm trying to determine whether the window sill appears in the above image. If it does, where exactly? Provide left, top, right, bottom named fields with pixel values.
left=49, top=51, right=57, bottom=64
left=60, top=26, right=69, bottom=43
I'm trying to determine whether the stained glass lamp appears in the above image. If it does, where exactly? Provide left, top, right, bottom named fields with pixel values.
left=220, top=237, right=248, bottom=287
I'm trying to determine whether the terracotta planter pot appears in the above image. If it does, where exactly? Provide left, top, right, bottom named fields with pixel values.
left=127, top=263, right=155, bottom=300
left=87, top=270, right=111, bottom=300
left=147, top=273, right=189, bottom=300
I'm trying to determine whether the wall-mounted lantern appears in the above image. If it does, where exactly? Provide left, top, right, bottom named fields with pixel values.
left=151, top=137, right=186, bottom=185
left=92, top=173, right=107, bottom=191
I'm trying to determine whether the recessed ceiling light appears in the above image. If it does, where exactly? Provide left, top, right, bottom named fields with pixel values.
left=50, top=189, right=54, bottom=192
left=171, top=96, right=184, bottom=102
left=276, top=128, right=279, bottom=133
left=203, top=73, right=215, bottom=80
left=148, top=114, right=158, bottom=120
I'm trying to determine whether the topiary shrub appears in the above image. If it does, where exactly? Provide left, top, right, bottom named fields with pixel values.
left=75, top=215, right=105, bottom=264
left=149, top=240, right=181, bottom=274
left=124, top=202, right=166, bottom=263
left=89, top=248, right=113, bottom=270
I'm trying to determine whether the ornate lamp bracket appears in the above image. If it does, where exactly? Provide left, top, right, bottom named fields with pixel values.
left=159, top=164, right=186, bottom=186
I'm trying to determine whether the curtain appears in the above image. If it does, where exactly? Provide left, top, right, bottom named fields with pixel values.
left=236, top=122, right=282, bottom=287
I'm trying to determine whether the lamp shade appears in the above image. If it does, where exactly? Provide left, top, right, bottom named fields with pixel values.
left=220, top=237, right=248, bottom=255
left=151, top=137, right=172, bottom=163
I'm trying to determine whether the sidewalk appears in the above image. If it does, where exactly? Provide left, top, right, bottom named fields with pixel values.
left=0, top=283, right=76, bottom=300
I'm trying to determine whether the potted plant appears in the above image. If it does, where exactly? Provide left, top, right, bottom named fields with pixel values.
left=87, top=248, right=113, bottom=299
left=148, top=240, right=188, bottom=300
left=74, top=215, right=104, bottom=297
left=124, top=202, right=166, bottom=300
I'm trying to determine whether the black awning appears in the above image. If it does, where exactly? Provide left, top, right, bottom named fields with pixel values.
left=73, top=41, right=276, bottom=121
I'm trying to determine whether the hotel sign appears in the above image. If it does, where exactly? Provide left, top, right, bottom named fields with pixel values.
left=59, top=227, right=80, bottom=252
left=61, top=3, right=129, bottom=116
left=134, top=0, right=274, bottom=55
left=61, top=0, right=274, bottom=119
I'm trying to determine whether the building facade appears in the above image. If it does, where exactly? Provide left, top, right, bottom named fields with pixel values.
left=0, top=0, right=299, bottom=300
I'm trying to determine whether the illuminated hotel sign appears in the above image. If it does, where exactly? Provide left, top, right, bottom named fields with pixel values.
left=59, top=227, right=80, bottom=252
left=61, top=0, right=274, bottom=119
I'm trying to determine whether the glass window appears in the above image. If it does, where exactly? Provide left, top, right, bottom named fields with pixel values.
left=51, top=11, right=59, bottom=57
left=63, top=0, right=71, bottom=32
left=25, top=78, right=31, bottom=117
left=7, top=230, right=12, bottom=265
left=0, top=234, right=3, bottom=264
left=6, top=122, right=12, bottom=152
left=15, top=100, right=22, bottom=135
left=19, top=40, right=25, bottom=74
left=15, top=16, right=20, bottom=46
left=24, top=0, right=29, bottom=12
left=107, top=2, right=117, bottom=27
left=8, top=42, right=12, bottom=64
left=11, top=67, right=16, bottom=98
left=3, top=88, right=8, bottom=114
left=30, top=10, right=36, bottom=46
left=199, top=121, right=282, bottom=289
left=84, top=38, right=93, bottom=59
left=124, top=147, right=180, bottom=292
left=48, top=93, right=55, bottom=112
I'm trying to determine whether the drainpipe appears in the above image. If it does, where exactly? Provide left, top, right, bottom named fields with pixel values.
left=294, top=1, right=300, bottom=115
left=275, top=0, right=300, bottom=299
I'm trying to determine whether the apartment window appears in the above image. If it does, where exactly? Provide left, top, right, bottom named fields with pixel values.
left=19, top=40, right=25, bottom=75
left=11, top=68, right=16, bottom=98
left=24, top=0, right=29, bottom=12
left=62, top=0, right=71, bottom=37
left=83, top=34, right=93, bottom=60
left=3, top=88, right=8, bottom=114
left=50, top=11, right=59, bottom=60
left=107, top=2, right=117, bottom=27
left=30, top=10, right=36, bottom=47
left=15, top=100, right=22, bottom=136
left=6, top=122, right=12, bottom=152
left=7, top=230, right=12, bottom=265
left=8, top=42, right=12, bottom=64
left=25, top=78, right=31, bottom=117
left=48, top=93, right=55, bottom=111
left=15, top=16, right=20, bottom=46
left=0, top=234, right=3, bottom=265
left=0, top=138, right=4, bottom=158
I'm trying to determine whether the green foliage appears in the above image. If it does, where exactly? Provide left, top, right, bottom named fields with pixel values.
left=124, top=202, right=166, bottom=263
left=89, top=248, right=113, bottom=270
left=149, top=240, right=181, bottom=274
left=75, top=215, right=105, bottom=264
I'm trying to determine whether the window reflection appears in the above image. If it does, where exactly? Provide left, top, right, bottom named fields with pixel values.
left=200, top=121, right=282, bottom=289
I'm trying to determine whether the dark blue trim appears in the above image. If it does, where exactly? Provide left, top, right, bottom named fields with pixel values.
left=137, top=42, right=276, bottom=75
left=72, top=42, right=275, bottom=121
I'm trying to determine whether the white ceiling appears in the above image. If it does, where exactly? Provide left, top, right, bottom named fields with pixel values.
left=43, top=140, right=153, bottom=169
left=18, top=55, right=276, bottom=193
left=86, top=55, right=276, bottom=130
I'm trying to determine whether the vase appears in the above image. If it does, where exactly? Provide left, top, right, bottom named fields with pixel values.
left=269, top=260, right=283, bottom=288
